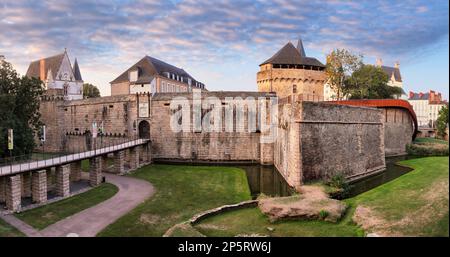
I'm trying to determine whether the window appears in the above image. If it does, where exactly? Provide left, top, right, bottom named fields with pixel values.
left=63, top=84, right=69, bottom=95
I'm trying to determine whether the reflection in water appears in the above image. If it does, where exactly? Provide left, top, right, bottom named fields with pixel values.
left=237, top=165, right=294, bottom=199
left=346, top=156, right=415, bottom=198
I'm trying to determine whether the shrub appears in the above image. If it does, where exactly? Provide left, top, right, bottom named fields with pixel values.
left=326, top=173, right=353, bottom=199
left=406, top=143, right=449, bottom=156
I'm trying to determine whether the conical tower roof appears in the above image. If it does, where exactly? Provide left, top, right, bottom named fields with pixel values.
left=73, top=58, right=83, bottom=81
left=296, top=38, right=306, bottom=57
left=260, top=42, right=324, bottom=67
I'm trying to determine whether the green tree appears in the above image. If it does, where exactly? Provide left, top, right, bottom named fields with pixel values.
left=436, top=104, right=449, bottom=138
left=344, top=64, right=403, bottom=99
left=326, top=49, right=363, bottom=100
left=0, top=60, right=44, bottom=158
left=83, top=83, right=100, bottom=98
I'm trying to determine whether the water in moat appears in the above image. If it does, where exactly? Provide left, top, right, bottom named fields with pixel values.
left=238, top=155, right=416, bottom=199
left=345, top=155, right=415, bottom=198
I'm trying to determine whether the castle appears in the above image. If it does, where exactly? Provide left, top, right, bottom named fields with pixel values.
left=26, top=50, right=83, bottom=100
left=31, top=42, right=416, bottom=191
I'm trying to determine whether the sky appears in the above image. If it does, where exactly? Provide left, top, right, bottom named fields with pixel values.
left=0, top=0, right=448, bottom=99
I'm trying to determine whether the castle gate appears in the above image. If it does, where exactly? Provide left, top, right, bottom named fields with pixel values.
left=138, top=120, right=150, bottom=139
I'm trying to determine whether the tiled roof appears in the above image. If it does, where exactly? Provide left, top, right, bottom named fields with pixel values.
left=409, top=92, right=429, bottom=100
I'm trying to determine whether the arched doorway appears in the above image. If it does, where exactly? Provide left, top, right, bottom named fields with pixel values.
left=138, top=120, right=150, bottom=139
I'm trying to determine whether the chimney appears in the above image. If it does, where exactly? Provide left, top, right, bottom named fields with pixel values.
left=376, top=58, right=383, bottom=67
left=394, top=61, right=400, bottom=69
left=409, top=91, right=414, bottom=99
left=39, top=59, right=46, bottom=81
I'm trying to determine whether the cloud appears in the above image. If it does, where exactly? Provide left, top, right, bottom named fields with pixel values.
left=0, top=0, right=448, bottom=95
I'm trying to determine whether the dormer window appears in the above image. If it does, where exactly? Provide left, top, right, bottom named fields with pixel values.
left=129, top=70, right=138, bottom=82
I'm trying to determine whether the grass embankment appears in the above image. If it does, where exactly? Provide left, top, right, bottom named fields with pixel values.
left=15, top=183, right=118, bottom=230
left=0, top=218, right=24, bottom=237
left=98, top=164, right=251, bottom=237
left=195, top=157, right=449, bottom=237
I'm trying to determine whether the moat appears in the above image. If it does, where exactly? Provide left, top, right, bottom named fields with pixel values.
left=239, top=155, right=415, bottom=199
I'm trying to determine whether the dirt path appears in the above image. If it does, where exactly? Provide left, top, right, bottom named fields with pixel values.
left=1, top=173, right=154, bottom=237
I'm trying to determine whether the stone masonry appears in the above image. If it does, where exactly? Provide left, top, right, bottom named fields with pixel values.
left=32, top=170, right=47, bottom=204
left=56, top=165, right=70, bottom=197
left=90, top=156, right=103, bottom=186
left=113, top=151, right=125, bottom=174
left=0, top=177, right=5, bottom=203
left=274, top=100, right=385, bottom=189
left=70, top=161, right=82, bottom=182
left=129, top=146, right=140, bottom=170
left=21, top=172, right=32, bottom=198
left=5, top=175, right=21, bottom=212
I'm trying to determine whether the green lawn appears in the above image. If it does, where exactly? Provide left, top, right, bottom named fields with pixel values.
left=15, top=183, right=118, bottom=230
left=0, top=218, right=24, bottom=237
left=194, top=157, right=449, bottom=237
left=98, top=164, right=251, bottom=237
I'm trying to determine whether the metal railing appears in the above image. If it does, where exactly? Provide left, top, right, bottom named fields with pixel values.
left=0, top=136, right=149, bottom=176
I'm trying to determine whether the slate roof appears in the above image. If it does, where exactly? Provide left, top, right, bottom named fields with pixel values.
left=110, top=55, right=204, bottom=87
left=380, top=65, right=402, bottom=82
left=73, top=58, right=83, bottom=81
left=26, top=53, right=65, bottom=80
left=260, top=41, right=325, bottom=67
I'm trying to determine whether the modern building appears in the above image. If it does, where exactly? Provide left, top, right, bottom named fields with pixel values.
left=257, top=38, right=326, bottom=100
left=26, top=50, right=83, bottom=100
left=408, top=90, right=448, bottom=127
left=110, top=55, right=205, bottom=95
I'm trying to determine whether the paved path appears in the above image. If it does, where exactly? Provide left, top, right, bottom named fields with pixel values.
left=1, top=173, right=154, bottom=237
left=0, top=213, right=42, bottom=237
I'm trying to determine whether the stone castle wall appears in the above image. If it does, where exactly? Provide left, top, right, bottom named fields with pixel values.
left=37, top=94, right=150, bottom=153
left=383, top=108, right=414, bottom=156
left=37, top=91, right=390, bottom=191
left=274, top=100, right=385, bottom=189
left=150, top=92, right=274, bottom=163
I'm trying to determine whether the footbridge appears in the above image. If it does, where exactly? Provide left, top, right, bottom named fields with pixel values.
left=0, top=139, right=151, bottom=212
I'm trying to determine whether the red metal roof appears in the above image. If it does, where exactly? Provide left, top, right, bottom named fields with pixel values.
left=329, top=99, right=418, bottom=139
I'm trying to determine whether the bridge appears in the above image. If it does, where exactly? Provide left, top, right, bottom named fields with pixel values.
left=0, top=139, right=151, bottom=212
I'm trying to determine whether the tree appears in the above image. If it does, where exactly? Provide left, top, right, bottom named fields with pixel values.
left=344, top=64, right=403, bottom=99
left=83, top=83, right=100, bottom=98
left=0, top=60, right=44, bottom=158
left=436, top=104, right=449, bottom=138
left=325, top=49, right=363, bottom=100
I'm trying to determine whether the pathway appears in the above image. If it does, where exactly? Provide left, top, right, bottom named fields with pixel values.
left=1, top=173, right=154, bottom=237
